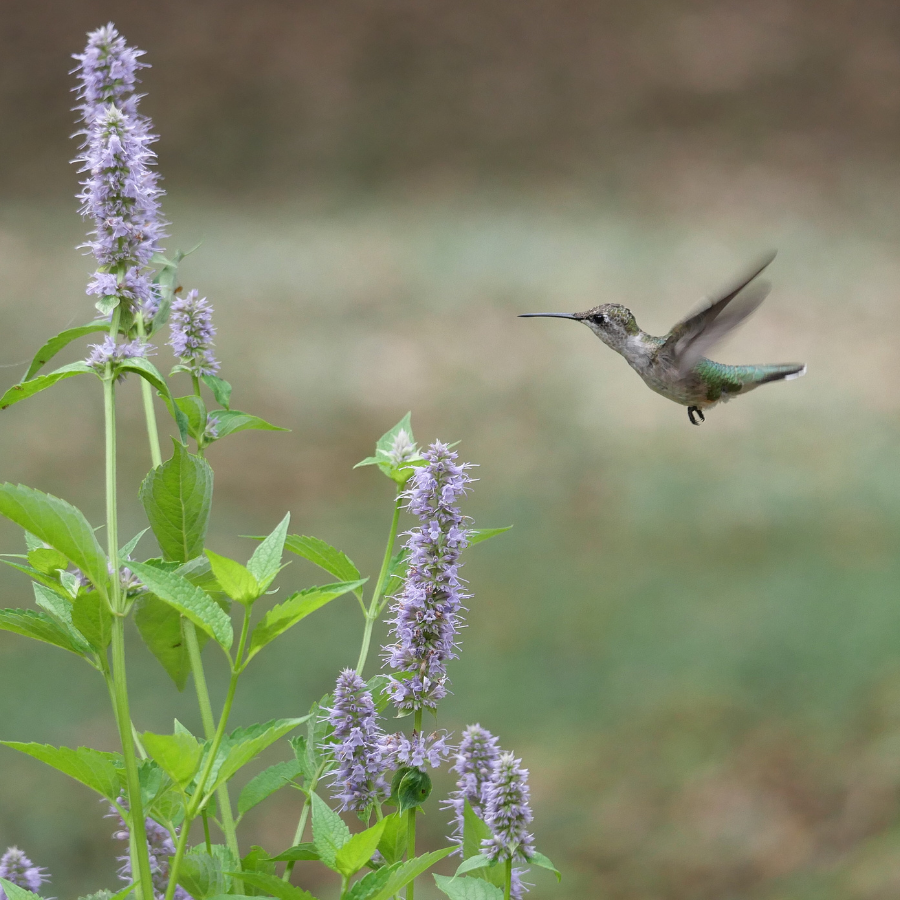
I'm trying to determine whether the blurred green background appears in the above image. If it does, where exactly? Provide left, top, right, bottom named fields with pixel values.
left=3, top=1, right=900, bottom=897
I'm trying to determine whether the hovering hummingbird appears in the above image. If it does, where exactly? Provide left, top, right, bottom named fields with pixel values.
left=520, top=251, right=805, bottom=425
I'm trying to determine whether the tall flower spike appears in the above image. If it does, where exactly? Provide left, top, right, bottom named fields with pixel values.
left=73, top=26, right=166, bottom=319
left=325, top=669, right=390, bottom=813
left=86, top=335, right=154, bottom=376
left=482, top=752, right=536, bottom=865
left=168, top=290, right=221, bottom=377
left=0, top=847, right=49, bottom=898
left=383, top=441, right=472, bottom=711
left=108, top=803, right=191, bottom=900
left=446, top=724, right=501, bottom=847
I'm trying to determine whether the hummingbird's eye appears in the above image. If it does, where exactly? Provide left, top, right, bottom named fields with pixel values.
left=593, top=314, right=607, bottom=326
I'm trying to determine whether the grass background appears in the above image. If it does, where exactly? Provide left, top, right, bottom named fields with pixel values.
left=2, top=2, right=900, bottom=897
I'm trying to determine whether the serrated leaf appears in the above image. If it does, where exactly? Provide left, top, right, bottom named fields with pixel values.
left=242, top=843, right=275, bottom=877
left=225, top=872, right=319, bottom=900
left=0, top=878, right=43, bottom=900
left=0, top=484, right=108, bottom=591
left=383, top=550, right=409, bottom=598
left=283, top=535, right=361, bottom=590
left=142, top=729, right=202, bottom=787
left=267, top=842, right=319, bottom=862
left=0, top=607, right=90, bottom=658
left=245, top=580, right=366, bottom=663
left=119, top=358, right=189, bottom=440
left=346, top=864, right=401, bottom=900
left=454, top=855, right=496, bottom=878
left=27, top=546, right=69, bottom=574
left=367, top=848, right=455, bottom=900
left=31, top=581, right=77, bottom=630
left=134, top=592, right=200, bottom=690
left=247, top=512, right=290, bottom=587
left=527, top=850, right=561, bottom=880
left=201, top=375, right=232, bottom=409
left=128, top=562, right=232, bottom=649
left=433, top=875, right=504, bottom=900
left=140, top=441, right=213, bottom=563
left=0, top=361, right=94, bottom=410
left=311, top=791, right=351, bottom=870
left=376, top=812, right=406, bottom=865
left=467, top=527, right=512, bottom=546
left=335, top=818, right=387, bottom=877
left=211, top=410, right=288, bottom=439
left=206, top=718, right=306, bottom=797
left=205, top=550, right=259, bottom=605
left=72, top=588, right=113, bottom=651
left=24, top=322, right=110, bottom=380
left=175, top=395, right=208, bottom=440
left=0, top=742, right=122, bottom=800
left=238, top=758, right=303, bottom=816
left=178, top=847, right=229, bottom=899
left=1, top=559, right=66, bottom=597
left=397, top=767, right=432, bottom=814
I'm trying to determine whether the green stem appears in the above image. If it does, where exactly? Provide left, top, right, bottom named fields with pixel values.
left=165, top=610, right=252, bottom=900
left=406, top=708, right=423, bottom=900
left=104, top=367, right=156, bottom=900
left=135, top=314, right=163, bottom=469
left=202, top=810, right=212, bottom=854
left=282, top=763, right=325, bottom=882
left=184, top=620, right=242, bottom=869
left=356, top=491, right=403, bottom=676
left=504, top=858, right=512, bottom=900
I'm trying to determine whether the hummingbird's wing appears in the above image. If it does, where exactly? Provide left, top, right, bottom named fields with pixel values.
left=657, top=251, right=776, bottom=376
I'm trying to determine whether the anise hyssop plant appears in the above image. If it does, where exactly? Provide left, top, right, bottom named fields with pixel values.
left=0, top=24, right=559, bottom=900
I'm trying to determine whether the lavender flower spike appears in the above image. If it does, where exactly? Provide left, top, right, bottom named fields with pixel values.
left=383, top=441, right=472, bottom=711
left=482, top=752, right=536, bottom=865
left=108, top=803, right=191, bottom=900
left=0, top=847, right=49, bottom=898
left=446, top=724, right=501, bottom=847
left=168, top=290, right=221, bottom=377
left=86, top=335, right=154, bottom=378
left=326, top=669, right=390, bottom=812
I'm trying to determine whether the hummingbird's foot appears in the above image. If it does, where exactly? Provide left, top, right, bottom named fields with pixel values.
left=688, top=406, right=705, bottom=426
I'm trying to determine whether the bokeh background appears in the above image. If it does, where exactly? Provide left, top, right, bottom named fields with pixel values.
left=2, top=1, right=900, bottom=897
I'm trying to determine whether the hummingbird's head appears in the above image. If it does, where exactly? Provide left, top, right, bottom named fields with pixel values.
left=574, top=304, right=639, bottom=349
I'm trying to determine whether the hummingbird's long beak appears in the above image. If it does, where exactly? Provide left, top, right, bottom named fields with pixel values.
left=518, top=313, right=579, bottom=319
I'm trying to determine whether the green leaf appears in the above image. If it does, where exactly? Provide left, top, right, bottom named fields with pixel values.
left=433, top=875, right=503, bottom=900
left=72, top=589, right=113, bottom=651
left=354, top=413, right=425, bottom=484
left=245, top=580, right=366, bottom=663
left=205, top=550, right=259, bottom=605
left=247, top=512, right=290, bottom=588
left=376, top=812, right=407, bottom=865
left=0, top=484, right=108, bottom=590
left=366, top=848, right=455, bottom=900
left=31, top=583, right=91, bottom=654
left=226, top=873, right=319, bottom=900
left=346, top=864, right=401, bottom=900
left=175, top=394, right=208, bottom=440
left=142, top=728, right=202, bottom=787
left=119, top=358, right=189, bottom=441
left=335, top=818, right=387, bottom=877
left=310, top=791, right=351, bottom=870
left=206, top=718, right=306, bottom=797
left=241, top=843, right=275, bottom=876
left=179, top=848, right=230, bottom=899
left=140, top=441, right=213, bottom=563
left=267, top=843, right=319, bottom=862
left=366, top=674, right=394, bottom=715
left=27, top=546, right=69, bottom=574
left=120, top=529, right=150, bottom=562
left=134, top=592, right=201, bottom=690
left=0, top=878, right=44, bottom=900
left=237, top=758, right=303, bottom=816
left=527, top=850, right=561, bottom=881
left=462, top=801, right=493, bottom=863
left=128, top=562, right=233, bottom=649
left=397, top=767, right=432, bottom=814
left=211, top=410, right=288, bottom=439
left=283, top=535, right=361, bottom=590
left=0, top=742, right=122, bottom=800
left=454, top=855, right=496, bottom=878
left=0, top=607, right=90, bottom=658
left=468, top=527, right=513, bottom=546
left=24, top=322, right=110, bottom=380
left=201, top=375, right=232, bottom=409
left=383, top=550, right=409, bottom=598
left=0, top=361, right=94, bottom=410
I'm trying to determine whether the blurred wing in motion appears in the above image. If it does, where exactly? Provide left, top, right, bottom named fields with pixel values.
left=658, top=251, right=776, bottom=376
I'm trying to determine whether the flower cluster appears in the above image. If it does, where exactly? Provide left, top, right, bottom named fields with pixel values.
left=380, top=730, right=452, bottom=770
left=383, top=428, right=422, bottom=469
left=86, top=335, right=154, bottom=376
left=108, top=804, right=191, bottom=900
left=73, top=24, right=165, bottom=319
left=446, top=724, right=501, bottom=845
left=0, top=847, right=49, bottom=898
left=383, top=442, right=472, bottom=711
left=325, top=669, right=390, bottom=812
left=482, top=752, right=536, bottom=865
left=168, top=290, right=220, bottom=376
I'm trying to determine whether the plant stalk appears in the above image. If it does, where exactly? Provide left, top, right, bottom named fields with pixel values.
left=135, top=314, right=162, bottom=469
left=282, top=762, right=325, bottom=882
left=504, top=858, right=512, bottom=900
left=406, top=708, right=423, bottom=900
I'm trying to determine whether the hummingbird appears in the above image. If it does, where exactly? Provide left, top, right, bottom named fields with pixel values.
left=520, top=250, right=806, bottom=425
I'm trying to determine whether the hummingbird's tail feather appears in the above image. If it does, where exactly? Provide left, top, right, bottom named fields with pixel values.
left=749, top=363, right=807, bottom=385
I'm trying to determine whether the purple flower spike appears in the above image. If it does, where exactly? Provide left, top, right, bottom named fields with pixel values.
left=108, top=803, right=191, bottom=900
left=168, top=290, right=221, bottom=377
left=325, top=669, right=390, bottom=813
left=86, top=335, right=154, bottom=377
left=482, top=752, right=536, bottom=865
left=0, top=847, right=49, bottom=897
left=446, top=724, right=501, bottom=847
left=380, top=730, right=451, bottom=770
left=383, top=441, right=473, bottom=712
